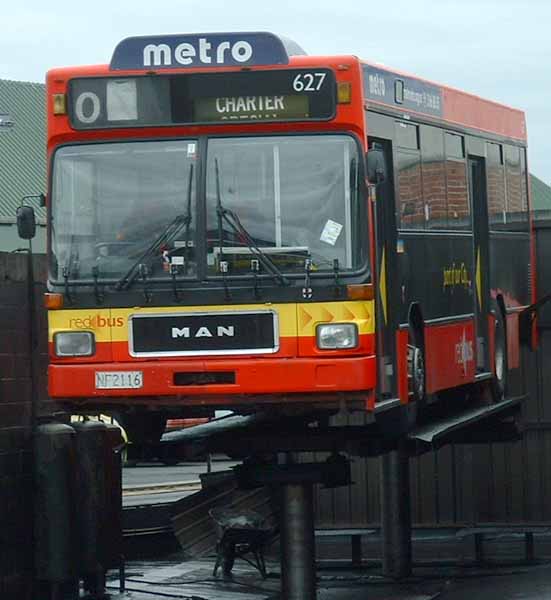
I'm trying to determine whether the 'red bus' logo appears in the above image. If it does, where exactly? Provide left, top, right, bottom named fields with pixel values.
left=69, top=315, right=125, bottom=329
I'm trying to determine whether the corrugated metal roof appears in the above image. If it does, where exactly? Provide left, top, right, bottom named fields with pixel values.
left=0, top=79, right=46, bottom=219
left=531, top=173, right=551, bottom=213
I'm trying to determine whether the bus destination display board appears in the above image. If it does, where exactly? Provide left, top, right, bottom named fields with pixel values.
left=193, top=94, right=309, bottom=122
left=69, top=69, right=335, bottom=129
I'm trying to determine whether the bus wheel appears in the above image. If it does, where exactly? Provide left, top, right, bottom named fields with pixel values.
left=493, top=310, right=508, bottom=400
left=408, top=331, right=426, bottom=407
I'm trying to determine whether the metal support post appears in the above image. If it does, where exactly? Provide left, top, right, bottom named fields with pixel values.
left=281, top=482, right=316, bottom=600
left=380, top=439, right=412, bottom=579
left=351, top=534, right=362, bottom=566
left=474, top=533, right=484, bottom=564
left=525, top=532, right=535, bottom=563
left=119, top=556, right=126, bottom=593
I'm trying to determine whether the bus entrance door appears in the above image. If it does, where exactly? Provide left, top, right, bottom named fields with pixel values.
left=371, top=138, right=400, bottom=401
left=469, top=156, right=490, bottom=373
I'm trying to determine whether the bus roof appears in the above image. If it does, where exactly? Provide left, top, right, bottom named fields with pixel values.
left=48, top=30, right=527, bottom=143
left=361, top=59, right=526, bottom=143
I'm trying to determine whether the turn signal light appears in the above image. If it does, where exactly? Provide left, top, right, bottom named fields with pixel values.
left=337, top=82, right=352, bottom=104
left=52, top=94, right=67, bottom=115
left=44, top=293, right=64, bottom=309
left=346, top=284, right=374, bottom=300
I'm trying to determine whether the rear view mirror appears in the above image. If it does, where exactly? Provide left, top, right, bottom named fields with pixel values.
left=23, top=193, right=46, bottom=207
left=16, top=205, right=36, bottom=240
left=366, top=149, right=387, bottom=185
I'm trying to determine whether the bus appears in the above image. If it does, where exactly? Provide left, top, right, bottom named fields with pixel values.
left=41, top=32, right=534, bottom=444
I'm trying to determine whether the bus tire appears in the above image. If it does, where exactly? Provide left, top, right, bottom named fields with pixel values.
left=409, top=329, right=426, bottom=409
left=493, top=309, right=508, bottom=400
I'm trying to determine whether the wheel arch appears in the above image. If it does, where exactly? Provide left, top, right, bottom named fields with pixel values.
left=407, top=302, right=425, bottom=349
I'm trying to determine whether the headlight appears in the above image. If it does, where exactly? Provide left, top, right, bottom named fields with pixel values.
left=54, top=332, right=95, bottom=357
left=316, top=323, right=358, bottom=350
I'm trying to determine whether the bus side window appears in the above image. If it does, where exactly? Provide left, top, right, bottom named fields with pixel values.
left=487, top=142, right=506, bottom=229
left=504, top=145, right=528, bottom=230
left=444, top=133, right=470, bottom=230
left=397, top=150, right=423, bottom=229
left=421, top=125, right=446, bottom=229
left=396, top=122, right=423, bottom=229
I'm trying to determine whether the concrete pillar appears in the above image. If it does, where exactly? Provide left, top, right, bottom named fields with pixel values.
left=281, top=483, right=316, bottom=600
left=380, top=439, right=412, bottom=578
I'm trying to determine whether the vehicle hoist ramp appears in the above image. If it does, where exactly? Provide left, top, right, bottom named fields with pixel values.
left=409, top=396, right=522, bottom=445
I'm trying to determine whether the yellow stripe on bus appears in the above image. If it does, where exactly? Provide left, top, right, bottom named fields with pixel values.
left=48, top=300, right=375, bottom=342
left=379, top=248, right=388, bottom=325
left=296, top=301, right=374, bottom=336
left=49, top=309, right=113, bottom=342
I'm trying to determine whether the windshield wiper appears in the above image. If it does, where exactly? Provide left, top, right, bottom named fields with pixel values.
left=92, top=265, right=104, bottom=304
left=215, top=158, right=231, bottom=300
left=213, top=157, right=289, bottom=287
left=62, top=240, right=79, bottom=303
left=182, top=160, right=194, bottom=275
left=116, top=164, right=194, bottom=291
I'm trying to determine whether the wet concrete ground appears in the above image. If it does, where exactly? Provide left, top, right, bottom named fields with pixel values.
left=117, top=462, right=551, bottom=597
left=104, top=555, right=551, bottom=599
left=432, top=564, right=551, bottom=599
left=105, top=558, right=442, bottom=599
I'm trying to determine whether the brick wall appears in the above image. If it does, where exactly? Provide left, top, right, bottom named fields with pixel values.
left=0, top=252, right=48, bottom=599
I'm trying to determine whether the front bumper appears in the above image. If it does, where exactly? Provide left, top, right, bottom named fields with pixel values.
left=49, top=355, right=376, bottom=405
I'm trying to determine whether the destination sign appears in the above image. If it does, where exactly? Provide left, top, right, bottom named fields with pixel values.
left=194, top=95, right=309, bottom=122
left=69, top=69, right=335, bottom=129
left=363, top=65, right=443, bottom=118
left=110, top=32, right=291, bottom=71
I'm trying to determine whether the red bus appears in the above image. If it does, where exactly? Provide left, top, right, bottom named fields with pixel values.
left=43, top=32, right=534, bottom=443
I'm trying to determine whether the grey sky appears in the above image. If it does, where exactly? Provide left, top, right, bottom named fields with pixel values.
left=2, top=0, right=549, bottom=180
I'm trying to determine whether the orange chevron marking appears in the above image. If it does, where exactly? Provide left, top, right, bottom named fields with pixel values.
left=299, top=307, right=313, bottom=330
left=320, top=307, right=334, bottom=322
left=342, top=306, right=356, bottom=320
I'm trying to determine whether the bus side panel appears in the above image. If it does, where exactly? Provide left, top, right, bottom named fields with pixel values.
left=506, top=312, right=520, bottom=370
left=397, top=232, right=476, bottom=390
left=489, top=231, right=530, bottom=396
left=489, top=232, right=531, bottom=309
left=424, top=319, right=476, bottom=393
left=419, top=233, right=474, bottom=322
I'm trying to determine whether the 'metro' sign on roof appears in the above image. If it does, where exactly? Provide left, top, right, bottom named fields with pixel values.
left=110, top=32, right=291, bottom=71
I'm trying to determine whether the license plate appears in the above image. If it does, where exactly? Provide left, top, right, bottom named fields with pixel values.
left=95, top=371, right=143, bottom=389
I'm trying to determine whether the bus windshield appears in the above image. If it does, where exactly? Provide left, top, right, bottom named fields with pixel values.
left=205, top=135, right=362, bottom=275
left=49, top=134, right=364, bottom=284
left=50, top=140, right=198, bottom=283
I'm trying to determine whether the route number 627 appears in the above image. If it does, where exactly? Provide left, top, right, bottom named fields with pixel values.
left=293, top=72, right=327, bottom=92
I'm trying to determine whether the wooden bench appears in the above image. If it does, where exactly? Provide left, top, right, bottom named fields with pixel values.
left=455, top=526, right=551, bottom=564
left=315, top=528, right=376, bottom=566
left=315, top=526, right=551, bottom=566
